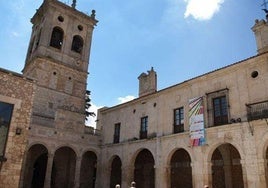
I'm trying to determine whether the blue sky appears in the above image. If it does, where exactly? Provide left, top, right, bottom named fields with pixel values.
left=0, top=0, right=265, bottom=126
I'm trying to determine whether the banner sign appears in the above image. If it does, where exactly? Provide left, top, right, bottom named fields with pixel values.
left=189, top=97, right=206, bottom=146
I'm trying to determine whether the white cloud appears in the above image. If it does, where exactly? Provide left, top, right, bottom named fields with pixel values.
left=11, top=31, right=19, bottom=37
left=85, top=103, right=102, bottom=128
left=184, top=0, right=224, bottom=20
left=85, top=95, right=135, bottom=128
left=117, top=95, right=135, bottom=104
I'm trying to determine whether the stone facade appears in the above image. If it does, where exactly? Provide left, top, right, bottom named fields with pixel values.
left=1, top=0, right=268, bottom=188
left=19, top=1, right=101, bottom=188
left=96, top=19, right=268, bottom=188
left=0, top=68, right=35, bottom=188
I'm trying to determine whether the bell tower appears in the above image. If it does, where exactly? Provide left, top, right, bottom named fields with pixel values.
left=23, top=0, right=97, bottom=75
left=252, top=1, right=268, bottom=54
left=22, top=0, right=98, bottom=130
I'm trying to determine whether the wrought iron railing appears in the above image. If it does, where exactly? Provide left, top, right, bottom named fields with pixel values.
left=246, top=100, right=268, bottom=121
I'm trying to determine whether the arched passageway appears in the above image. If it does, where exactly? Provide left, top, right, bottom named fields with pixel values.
left=134, top=149, right=155, bottom=188
left=211, top=143, right=244, bottom=188
left=23, top=144, right=48, bottom=188
left=170, top=148, right=192, bottom=188
left=110, top=156, right=122, bottom=188
left=80, top=151, right=97, bottom=188
left=51, top=147, right=76, bottom=188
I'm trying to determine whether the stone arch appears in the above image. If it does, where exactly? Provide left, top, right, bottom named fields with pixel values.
left=81, top=147, right=99, bottom=157
left=211, top=143, right=244, bottom=188
left=130, top=147, right=155, bottom=166
left=166, top=147, right=194, bottom=167
left=79, top=151, right=97, bottom=188
left=23, top=144, right=48, bottom=188
left=71, top=35, right=84, bottom=53
left=206, top=141, right=245, bottom=163
left=50, top=26, right=64, bottom=49
left=256, top=130, right=268, bottom=159
left=258, top=132, right=268, bottom=187
left=169, top=148, right=193, bottom=188
left=27, top=141, right=50, bottom=152
left=53, top=143, right=78, bottom=157
left=51, top=146, right=76, bottom=188
left=109, top=155, right=122, bottom=188
left=134, top=149, right=155, bottom=188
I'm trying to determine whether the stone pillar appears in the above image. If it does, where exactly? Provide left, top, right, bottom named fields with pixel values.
left=154, top=164, right=166, bottom=188
left=74, top=156, right=82, bottom=188
left=121, top=165, right=134, bottom=188
left=204, top=162, right=213, bottom=188
left=192, top=157, right=207, bottom=188
left=257, top=158, right=268, bottom=188
left=192, top=161, right=205, bottom=188
left=44, top=152, right=54, bottom=188
left=165, top=165, right=171, bottom=188
left=242, top=157, right=265, bottom=188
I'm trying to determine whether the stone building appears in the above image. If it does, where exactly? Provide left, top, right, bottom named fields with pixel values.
left=1, top=0, right=101, bottom=188
left=19, top=0, right=101, bottom=188
left=0, top=68, right=35, bottom=188
left=96, top=15, right=268, bottom=188
left=1, top=0, right=268, bottom=188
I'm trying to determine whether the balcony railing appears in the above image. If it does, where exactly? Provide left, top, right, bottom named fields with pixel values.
left=246, top=100, right=268, bottom=121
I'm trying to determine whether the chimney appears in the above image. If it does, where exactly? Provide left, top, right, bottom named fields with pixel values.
left=138, top=67, right=157, bottom=97
left=252, top=18, right=268, bottom=54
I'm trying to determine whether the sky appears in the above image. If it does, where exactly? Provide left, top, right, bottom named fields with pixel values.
left=0, top=0, right=266, bottom=127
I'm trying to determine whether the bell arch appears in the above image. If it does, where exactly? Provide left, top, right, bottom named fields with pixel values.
left=71, top=35, right=84, bottom=53
left=50, top=26, right=64, bottom=49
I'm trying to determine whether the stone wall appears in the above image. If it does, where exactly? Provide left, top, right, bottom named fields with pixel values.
left=0, top=68, right=34, bottom=188
left=97, top=52, right=268, bottom=188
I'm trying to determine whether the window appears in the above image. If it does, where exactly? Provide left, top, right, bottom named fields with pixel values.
left=50, top=27, right=64, bottom=49
left=113, top=123, right=121, bottom=144
left=71, top=35, right=83, bottom=53
left=0, top=102, right=14, bottom=158
left=140, top=116, right=148, bottom=139
left=174, top=107, right=184, bottom=133
left=213, top=96, right=228, bottom=126
left=206, top=88, right=229, bottom=127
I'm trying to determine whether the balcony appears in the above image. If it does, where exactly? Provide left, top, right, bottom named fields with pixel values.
left=246, top=100, right=268, bottom=121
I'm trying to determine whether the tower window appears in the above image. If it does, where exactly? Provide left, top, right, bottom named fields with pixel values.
left=78, top=25, right=83, bottom=31
left=50, top=27, right=64, bottom=49
left=58, top=16, right=64, bottom=22
left=71, top=35, right=83, bottom=53
left=251, top=71, right=258, bottom=78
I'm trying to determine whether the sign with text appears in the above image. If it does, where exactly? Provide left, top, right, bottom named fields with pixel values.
left=189, top=97, right=206, bottom=146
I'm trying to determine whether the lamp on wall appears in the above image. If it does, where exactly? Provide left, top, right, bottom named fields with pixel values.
left=15, top=127, right=22, bottom=135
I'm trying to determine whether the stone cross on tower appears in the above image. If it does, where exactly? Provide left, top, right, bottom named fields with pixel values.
left=71, top=0, right=76, bottom=9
